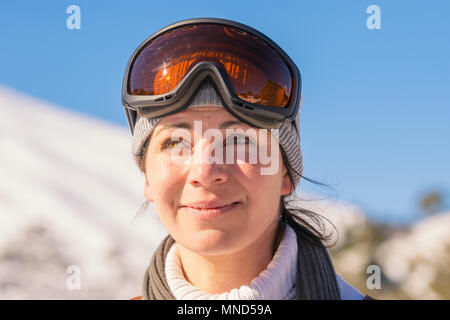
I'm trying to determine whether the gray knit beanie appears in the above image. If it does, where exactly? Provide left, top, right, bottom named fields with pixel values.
left=132, top=81, right=303, bottom=187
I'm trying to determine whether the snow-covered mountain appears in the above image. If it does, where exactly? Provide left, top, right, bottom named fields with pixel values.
left=0, top=85, right=168, bottom=299
left=375, top=212, right=450, bottom=299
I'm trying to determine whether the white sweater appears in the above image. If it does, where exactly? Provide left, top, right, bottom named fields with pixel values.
left=165, top=223, right=364, bottom=300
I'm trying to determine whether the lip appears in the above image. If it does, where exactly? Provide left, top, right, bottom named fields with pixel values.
left=180, top=200, right=241, bottom=219
left=181, top=200, right=240, bottom=209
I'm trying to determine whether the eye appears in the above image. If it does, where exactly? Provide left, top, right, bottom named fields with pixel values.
left=161, top=137, right=185, bottom=150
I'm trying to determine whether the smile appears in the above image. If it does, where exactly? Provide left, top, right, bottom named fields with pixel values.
left=180, top=201, right=241, bottom=219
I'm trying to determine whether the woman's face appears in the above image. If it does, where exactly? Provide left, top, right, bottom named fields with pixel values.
left=143, top=107, right=292, bottom=256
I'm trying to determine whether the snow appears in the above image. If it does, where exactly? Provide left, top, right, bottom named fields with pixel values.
left=0, top=85, right=167, bottom=299
left=375, top=212, right=450, bottom=299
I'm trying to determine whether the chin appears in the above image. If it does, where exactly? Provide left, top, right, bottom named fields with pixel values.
left=182, top=228, right=243, bottom=256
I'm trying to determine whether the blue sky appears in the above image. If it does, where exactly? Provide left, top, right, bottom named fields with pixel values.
left=1, top=0, right=449, bottom=224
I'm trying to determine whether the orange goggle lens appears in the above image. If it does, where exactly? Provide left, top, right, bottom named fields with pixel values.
left=128, top=24, right=293, bottom=108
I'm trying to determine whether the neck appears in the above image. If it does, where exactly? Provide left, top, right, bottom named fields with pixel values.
left=177, top=218, right=281, bottom=294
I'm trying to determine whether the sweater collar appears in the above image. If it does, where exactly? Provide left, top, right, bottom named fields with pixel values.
left=164, top=223, right=298, bottom=300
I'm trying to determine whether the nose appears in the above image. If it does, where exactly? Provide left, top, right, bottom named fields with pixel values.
left=187, top=138, right=228, bottom=188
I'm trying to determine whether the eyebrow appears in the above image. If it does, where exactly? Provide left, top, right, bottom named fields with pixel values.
left=154, top=120, right=246, bottom=138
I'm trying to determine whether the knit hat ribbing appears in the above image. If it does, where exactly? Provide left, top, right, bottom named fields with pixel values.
left=131, top=82, right=303, bottom=187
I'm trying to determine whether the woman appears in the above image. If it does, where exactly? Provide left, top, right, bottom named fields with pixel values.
left=122, top=18, right=374, bottom=300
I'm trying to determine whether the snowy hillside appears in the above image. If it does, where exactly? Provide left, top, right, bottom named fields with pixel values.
left=375, top=212, right=450, bottom=299
left=0, top=85, right=168, bottom=299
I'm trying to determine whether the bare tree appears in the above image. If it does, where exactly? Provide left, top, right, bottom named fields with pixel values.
left=419, top=190, right=444, bottom=215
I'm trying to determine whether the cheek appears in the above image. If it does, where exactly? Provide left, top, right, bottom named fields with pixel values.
left=236, top=143, right=284, bottom=188
left=146, top=156, right=184, bottom=205
left=237, top=162, right=283, bottom=207
left=237, top=145, right=284, bottom=214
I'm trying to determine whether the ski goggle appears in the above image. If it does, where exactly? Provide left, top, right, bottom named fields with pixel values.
left=121, top=18, right=302, bottom=134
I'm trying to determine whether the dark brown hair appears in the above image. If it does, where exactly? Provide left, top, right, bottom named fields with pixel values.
left=273, top=147, right=338, bottom=254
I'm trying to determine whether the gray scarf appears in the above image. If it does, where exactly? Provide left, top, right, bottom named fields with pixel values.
left=142, top=218, right=341, bottom=300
